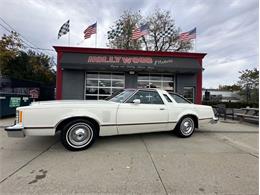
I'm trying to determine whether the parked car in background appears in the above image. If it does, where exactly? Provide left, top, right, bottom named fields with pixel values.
left=5, top=89, right=218, bottom=151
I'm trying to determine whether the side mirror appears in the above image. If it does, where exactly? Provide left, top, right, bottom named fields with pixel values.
left=133, top=99, right=141, bottom=104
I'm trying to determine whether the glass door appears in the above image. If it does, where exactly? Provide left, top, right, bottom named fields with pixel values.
left=183, top=87, right=195, bottom=103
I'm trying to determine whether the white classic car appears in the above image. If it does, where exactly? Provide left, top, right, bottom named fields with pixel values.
left=5, top=89, right=218, bottom=151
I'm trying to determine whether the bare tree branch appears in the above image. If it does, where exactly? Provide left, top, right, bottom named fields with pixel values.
left=141, top=36, right=148, bottom=51
left=107, top=9, right=193, bottom=52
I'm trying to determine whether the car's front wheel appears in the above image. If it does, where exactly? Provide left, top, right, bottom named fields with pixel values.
left=61, top=119, right=97, bottom=151
left=175, top=116, right=195, bottom=138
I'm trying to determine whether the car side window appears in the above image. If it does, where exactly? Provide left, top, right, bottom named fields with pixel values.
left=126, top=90, right=164, bottom=104
left=170, top=94, right=191, bottom=104
left=163, top=94, right=172, bottom=102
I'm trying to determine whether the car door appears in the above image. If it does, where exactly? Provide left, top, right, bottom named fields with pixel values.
left=117, top=90, right=169, bottom=134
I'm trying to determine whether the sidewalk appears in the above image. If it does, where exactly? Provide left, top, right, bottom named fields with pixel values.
left=0, top=117, right=258, bottom=194
left=200, top=119, right=258, bottom=157
left=0, top=117, right=15, bottom=127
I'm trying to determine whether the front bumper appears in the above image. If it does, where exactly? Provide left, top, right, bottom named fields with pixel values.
left=5, top=124, right=25, bottom=137
left=210, top=117, right=219, bottom=124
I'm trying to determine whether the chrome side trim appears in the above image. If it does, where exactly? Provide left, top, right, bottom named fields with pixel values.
left=199, top=117, right=213, bottom=120
left=24, top=127, right=54, bottom=129
left=54, top=116, right=101, bottom=130
left=101, top=121, right=177, bottom=127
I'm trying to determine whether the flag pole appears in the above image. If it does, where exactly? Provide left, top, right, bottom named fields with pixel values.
left=68, top=31, right=70, bottom=46
left=194, top=27, right=197, bottom=52
left=194, top=39, right=196, bottom=52
left=95, top=22, right=97, bottom=48
left=68, top=20, right=70, bottom=46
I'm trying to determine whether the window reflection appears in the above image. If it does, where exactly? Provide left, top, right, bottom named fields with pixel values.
left=99, top=73, right=111, bottom=79
left=99, top=80, right=111, bottom=87
left=85, top=72, right=125, bottom=100
left=127, top=90, right=164, bottom=104
left=86, top=73, right=98, bottom=79
left=99, top=88, right=111, bottom=95
left=112, top=80, right=124, bottom=87
left=137, top=74, right=174, bottom=91
left=86, top=80, right=98, bottom=86
left=112, top=74, right=124, bottom=80
left=86, top=87, right=98, bottom=94
left=183, top=87, right=194, bottom=103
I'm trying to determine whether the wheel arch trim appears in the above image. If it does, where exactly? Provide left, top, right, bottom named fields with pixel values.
left=55, top=114, right=101, bottom=133
left=176, top=112, right=199, bottom=128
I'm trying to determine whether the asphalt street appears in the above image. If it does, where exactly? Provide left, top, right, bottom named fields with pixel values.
left=0, top=118, right=258, bottom=194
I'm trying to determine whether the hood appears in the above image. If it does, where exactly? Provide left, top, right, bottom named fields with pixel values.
left=29, top=100, right=116, bottom=106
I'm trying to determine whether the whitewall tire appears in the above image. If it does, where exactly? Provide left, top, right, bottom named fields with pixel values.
left=175, top=116, right=195, bottom=138
left=61, top=119, right=97, bottom=151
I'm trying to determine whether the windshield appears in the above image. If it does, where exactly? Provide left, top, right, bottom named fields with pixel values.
left=169, top=93, right=191, bottom=104
left=109, top=89, right=136, bottom=103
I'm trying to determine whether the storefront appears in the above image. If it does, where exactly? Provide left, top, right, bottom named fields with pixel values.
left=54, top=46, right=206, bottom=104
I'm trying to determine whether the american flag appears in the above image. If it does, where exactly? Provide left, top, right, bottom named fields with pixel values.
left=84, top=22, right=97, bottom=39
left=179, top=28, right=196, bottom=42
left=132, top=23, right=149, bottom=40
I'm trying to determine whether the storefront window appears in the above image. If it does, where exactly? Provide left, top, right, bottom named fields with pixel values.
left=112, top=80, right=124, bottom=87
left=85, top=72, right=125, bottom=100
left=112, top=74, right=125, bottom=80
left=137, top=74, right=174, bottom=91
left=86, top=80, right=98, bottom=86
left=86, top=73, right=99, bottom=79
left=99, top=73, right=111, bottom=79
left=99, top=80, right=111, bottom=87
left=86, top=87, right=98, bottom=95
left=99, top=88, right=111, bottom=95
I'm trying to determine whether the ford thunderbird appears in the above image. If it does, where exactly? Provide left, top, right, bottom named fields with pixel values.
left=5, top=89, right=218, bottom=151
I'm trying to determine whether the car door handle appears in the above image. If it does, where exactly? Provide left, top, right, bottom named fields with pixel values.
left=160, top=108, right=166, bottom=110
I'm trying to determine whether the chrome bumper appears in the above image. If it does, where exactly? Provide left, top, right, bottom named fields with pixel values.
left=210, top=117, right=219, bottom=124
left=5, top=124, right=25, bottom=137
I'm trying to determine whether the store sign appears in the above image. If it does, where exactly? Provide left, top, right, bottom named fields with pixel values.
left=29, top=88, right=40, bottom=99
left=88, top=56, right=153, bottom=64
left=9, top=97, right=21, bottom=108
left=23, top=97, right=29, bottom=102
left=61, top=53, right=201, bottom=73
left=87, top=55, right=173, bottom=66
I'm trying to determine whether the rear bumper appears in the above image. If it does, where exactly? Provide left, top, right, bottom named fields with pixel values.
left=5, top=124, right=25, bottom=137
left=210, top=117, right=219, bottom=124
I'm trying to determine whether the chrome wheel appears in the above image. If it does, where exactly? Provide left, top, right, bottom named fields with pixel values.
left=180, top=117, right=194, bottom=136
left=66, top=123, right=93, bottom=148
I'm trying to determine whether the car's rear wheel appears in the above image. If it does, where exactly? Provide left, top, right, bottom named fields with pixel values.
left=175, top=116, right=195, bottom=138
left=61, top=119, right=97, bottom=151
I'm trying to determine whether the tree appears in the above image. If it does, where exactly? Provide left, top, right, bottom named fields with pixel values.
left=238, top=68, right=259, bottom=89
left=237, top=68, right=259, bottom=103
left=0, top=32, right=55, bottom=84
left=0, top=31, right=23, bottom=74
left=107, top=9, right=193, bottom=51
left=108, top=11, right=143, bottom=50
left=218, top=84, right=241, bottom=91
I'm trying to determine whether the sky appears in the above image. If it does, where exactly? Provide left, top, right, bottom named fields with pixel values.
left=0, top=0, right=258, bottom=88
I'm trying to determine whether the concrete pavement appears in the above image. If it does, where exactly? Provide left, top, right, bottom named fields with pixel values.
left=0, top=118, right=258, bottom=194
